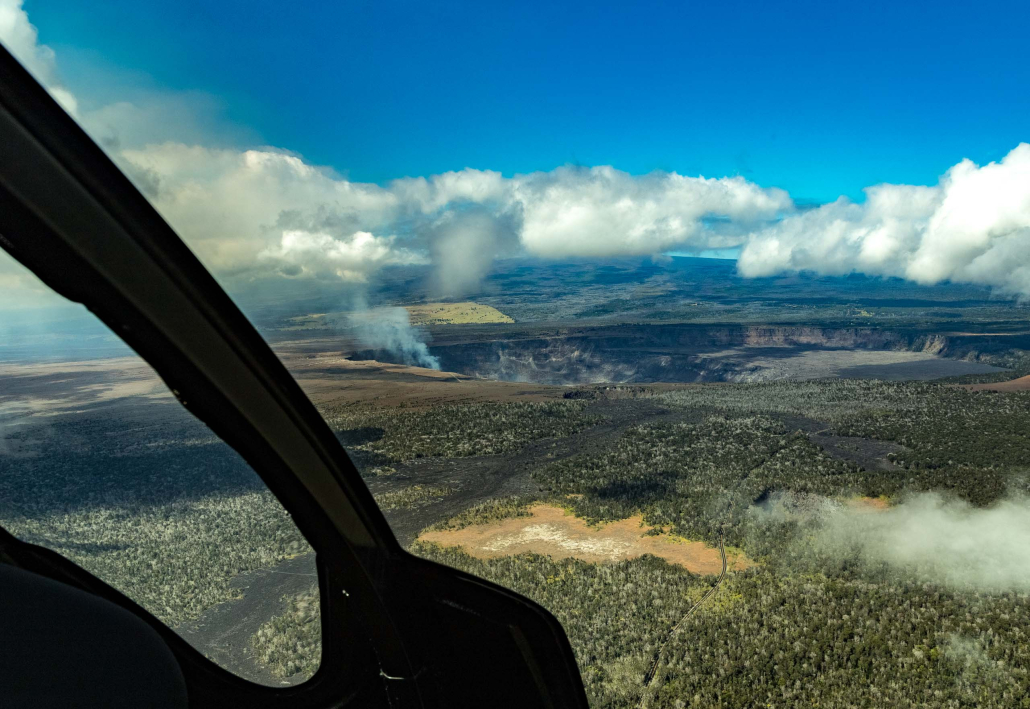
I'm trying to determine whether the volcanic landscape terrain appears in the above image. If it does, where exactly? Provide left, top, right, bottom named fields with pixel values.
left=3, top=257, right=1030, bottom=700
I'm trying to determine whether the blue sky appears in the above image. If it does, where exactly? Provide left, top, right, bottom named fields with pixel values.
left=24, top=0, right=1030, bottom=203
left=3, top=0, right=1029, bottom=302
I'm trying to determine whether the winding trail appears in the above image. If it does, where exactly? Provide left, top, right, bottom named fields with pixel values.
left=638, top=534, right=727, bottom=709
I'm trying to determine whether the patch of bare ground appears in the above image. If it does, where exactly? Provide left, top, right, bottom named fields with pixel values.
left=274, top=353, right=563, bottom=407
left=418, top=503, right=753, bottom=575
left=962, top=375, right=1030, bottom=393
left=0, top=357, right=171, bottom=410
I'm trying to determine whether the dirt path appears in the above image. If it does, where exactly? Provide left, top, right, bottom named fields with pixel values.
left=639, top=535, right=727, bottom=709
left=778, top=414, right=906, bottom=471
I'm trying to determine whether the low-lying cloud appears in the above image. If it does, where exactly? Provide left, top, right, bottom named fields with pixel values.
left=3, top=0, right=1029, bottom=302
left=758, top=492, right=1030, bottom=592
left=427, top=207, right=520, bottom=296
left=819, top=493, right=1030, bottom=591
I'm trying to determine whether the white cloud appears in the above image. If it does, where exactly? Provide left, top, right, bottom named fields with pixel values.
left=77, top=91, right=251, bottom=152
left=738, top=144, right=1030, bottom=296
left=0, top=0, right=76, bottom=114
left=512, top=166, right=791, bottom=258
left=426, top=207, right=520, bottom=296
left=390, top=169, right=507, bottom=213
left=259, top=229, right=427, bottom=281
left=112, top=136, right=788, bottom=287
left=115, top=144, right=403, bottom=277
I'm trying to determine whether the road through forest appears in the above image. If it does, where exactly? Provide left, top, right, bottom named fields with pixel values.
left=639, top=535, right=727, bottom=709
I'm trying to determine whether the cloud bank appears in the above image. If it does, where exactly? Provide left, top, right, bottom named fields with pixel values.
left=110, top=143, right=790, bottom=292
left=3, top=0, right=1029, bottom=301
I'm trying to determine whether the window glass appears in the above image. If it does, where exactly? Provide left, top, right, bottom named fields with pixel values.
left=0, top=252, right=321, bottom=686
left=5, top=4, right=1030, bottom=705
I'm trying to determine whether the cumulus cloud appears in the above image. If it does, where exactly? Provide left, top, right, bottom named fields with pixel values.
left=390, top=168, right=508, bottom=214
left=259, top=229, right=426, bottom=281
left=112, top=144, right=407, bottom=278
left=514, top=166, right=791, bottom=258
left=739, top=144, right=1030, bottom=297
left=111, top=141, right=790, bottom=289
left=78, top=91, right=254, bottom=153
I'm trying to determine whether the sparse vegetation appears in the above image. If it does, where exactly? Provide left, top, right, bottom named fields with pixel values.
left=373, top=484, right=454, bottom=510
left=409, top=545, right=1030, bottom=709
left=7, top=246, right=1030, bottom=703
left=838, top=387, right=1030, bottom=469
left=3, top=488, right=310, bottom=626
left=325, top=401, right=597, bottom=464
left=534, top=415, right=862, bottom=547
left=659, top=379, right=925, bottom=423
left=0, top=407, right=315, bottom=628
left=424, top=495, right=533, bottom=531
left=403, top=301, right=514, bottom=325
left=252, top=586, right=321, bottom=679
left=412, top=545, right=713, bottom=708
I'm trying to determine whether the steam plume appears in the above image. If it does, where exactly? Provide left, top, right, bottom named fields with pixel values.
left=346, top=306, right=441, bottom=370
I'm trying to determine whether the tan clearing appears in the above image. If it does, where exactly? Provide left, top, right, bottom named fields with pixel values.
left=0, top=357, right=171, bottom=411
left=419, top=503, right=753, bottom=575
left=283, top=301, right=513, bottom=330
left=962, top=375, right=1030, bottom=393
left=403, top=302, right=514, bottom=325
